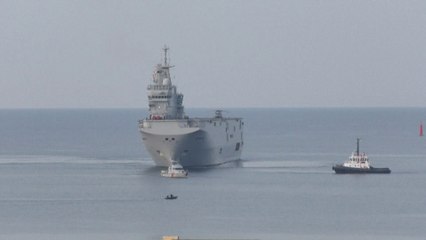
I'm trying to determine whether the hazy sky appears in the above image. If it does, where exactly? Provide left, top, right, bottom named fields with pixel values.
left=1, top=0, right=426, bottom=108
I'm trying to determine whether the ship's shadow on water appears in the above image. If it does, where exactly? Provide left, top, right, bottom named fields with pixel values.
left=188, top=159, right=244, bottom=172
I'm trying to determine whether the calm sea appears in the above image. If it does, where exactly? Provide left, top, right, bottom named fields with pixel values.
left=1, top=108, right=426, bottom=240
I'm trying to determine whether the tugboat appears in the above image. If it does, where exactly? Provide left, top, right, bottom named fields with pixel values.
left=332, top=138, right=391, bottom=174
left=161, top=161, right=188, bottom=178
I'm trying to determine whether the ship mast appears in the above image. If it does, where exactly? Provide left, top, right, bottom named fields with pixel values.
left=356, top=138, right=360, bottom=156
left=163, top=45, right=169, bottom=66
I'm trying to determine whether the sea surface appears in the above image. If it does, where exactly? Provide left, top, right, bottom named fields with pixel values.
left=1, top=108, right=426, bottom=240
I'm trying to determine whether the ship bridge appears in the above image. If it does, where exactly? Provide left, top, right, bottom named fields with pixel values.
left=147, top=46, right=184, bottom=120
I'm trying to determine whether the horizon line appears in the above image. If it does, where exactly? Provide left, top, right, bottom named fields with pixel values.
left=0, top=106, right=425, bottom=110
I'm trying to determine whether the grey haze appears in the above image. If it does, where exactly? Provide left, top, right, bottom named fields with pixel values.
left=1, top=0, right=425, bottom=108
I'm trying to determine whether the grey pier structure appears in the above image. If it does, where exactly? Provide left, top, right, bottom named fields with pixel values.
left=139, top=47, right=244, bottom=167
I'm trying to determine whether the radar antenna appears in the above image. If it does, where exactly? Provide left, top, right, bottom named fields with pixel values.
left=163, top=45, right=169, bottom=66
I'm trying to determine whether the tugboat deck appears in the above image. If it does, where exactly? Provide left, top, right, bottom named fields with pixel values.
left=332, top=165, right=391, bottom=174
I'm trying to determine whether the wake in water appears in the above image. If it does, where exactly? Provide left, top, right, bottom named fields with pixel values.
left=240, top=158, right=330, bottom=174
left=0, top=155, right=149, bottom=165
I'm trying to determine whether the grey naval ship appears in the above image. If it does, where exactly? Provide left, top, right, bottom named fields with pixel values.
left=139, top=47, right=244, bottom=167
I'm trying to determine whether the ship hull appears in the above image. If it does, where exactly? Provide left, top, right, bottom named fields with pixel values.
left=332, top=165, right=391, bottom=174
left=139, top=118, right=243, bottom=167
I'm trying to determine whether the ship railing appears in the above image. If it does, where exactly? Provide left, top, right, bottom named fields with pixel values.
left=187, top=119, right=203, bottom=128
left=178, top=119, right=201, bottom=128
left=138, top=119, right=205, bottom=128
left=139, top=117, right=242, bottom=128
left=147, top=85, right=171, bottom=90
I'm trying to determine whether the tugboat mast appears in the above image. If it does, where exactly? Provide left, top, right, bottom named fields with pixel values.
left=356, top=138, right=360, bottom=156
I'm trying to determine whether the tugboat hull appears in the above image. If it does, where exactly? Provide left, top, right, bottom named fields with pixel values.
left=332, top=165, right=391, bottom=174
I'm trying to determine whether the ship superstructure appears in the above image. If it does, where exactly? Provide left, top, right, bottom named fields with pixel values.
left=139, top=47, right=244, bottom=167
